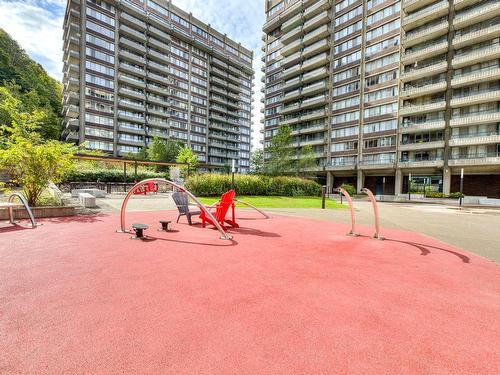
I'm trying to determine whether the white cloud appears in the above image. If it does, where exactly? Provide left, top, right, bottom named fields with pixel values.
left=0, top=1, right=64, bottom=80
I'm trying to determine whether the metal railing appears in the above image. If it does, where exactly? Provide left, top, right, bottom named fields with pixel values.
left=4, top=193, right=37, bottom=228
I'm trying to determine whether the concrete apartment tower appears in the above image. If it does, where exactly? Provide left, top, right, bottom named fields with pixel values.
left=62, top=0, right=254, bottom=173
left=262, top=0, right=500, bottom=197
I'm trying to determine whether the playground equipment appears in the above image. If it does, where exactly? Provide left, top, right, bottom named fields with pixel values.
left=0, top=193, right=37, bottom=229
left=118, top=178, right=232, bottom=240
left=133, top=181, right=158, bottom=195
left=200, top=190, right=239, bottom=230
left=334, top=187, right=358, bottom=236
left=361, top=188, right=384, bottom=240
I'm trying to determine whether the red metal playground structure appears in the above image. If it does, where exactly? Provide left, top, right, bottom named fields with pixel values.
left=116, top=178, right=384, bottom=242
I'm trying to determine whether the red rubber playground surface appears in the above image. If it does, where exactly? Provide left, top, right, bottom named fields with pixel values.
left=1, top=210, right=499, bottom=374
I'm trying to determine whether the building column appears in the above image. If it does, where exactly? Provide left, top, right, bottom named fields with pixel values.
left=356, top=170, right=364, bottom=193
left=326, top=171, right=334, bottom=194
left=443, top=168, right=451, bottom=195
left=395, top=169, right=402, bottom=195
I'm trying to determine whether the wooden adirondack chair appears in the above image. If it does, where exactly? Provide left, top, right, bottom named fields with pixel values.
left=199, top=189, right=239, bottom=229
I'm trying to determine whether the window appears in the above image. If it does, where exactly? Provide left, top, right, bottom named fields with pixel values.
left=365, top=35, right=400, bottom=56
left=334, top=36, right=362, bottom=54
left=364, top=86, right=398, bottom=102
left=363, top=119, right=397, bottom=134
left=86, top=140, right=114, bottom=151
left=85, top=73, right=114, bottom=89
left=335, top=6, right=362, bottom=27
left=86, top=61, right=114, bottom=76
left=332, top=96, right=360, bottom=111
left=335, top=0, right=358, bottom=12
left=333, top=81, right=359, bottom=96
left=86, top=20, right=114, bottom=38
left=332, top=110, right=359, bottom=124
left=192, top=25, right=208, bottom=39
left=366, top=18, right=400, bottom=41
left=334, top=51, right=361, bottom=68
left=85, top=87, right=114, bottom=101
left=365, top=53, right=399, bottom=72
left=85, top=113, right=114, bottom=126
left=331, top=126, right=359, bottom=138
left=148, top=0, right=168, bottom=16
left=364, top=103, right=397, bottom=118
left=86, top=47, right=114, bottom=64
left=335, top=21, right=362, bottom=40
left=86, top=34, right=114, bottom=51
left=88, top=0, right=115, bottom=13
left=365, top=69, right=398, bottom=87
left=86, top=7, right=115, bottom=26
left=367, top=3, right=401, bottom=25
left=171, top=13, right=189, bottom=28
left=268, top=1, right=284, bottom=18
left=333, top=67, right=359, bottom=83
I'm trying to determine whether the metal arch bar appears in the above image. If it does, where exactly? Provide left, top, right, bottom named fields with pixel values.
left=117, top=178, right=232, bottom=240
left=361, top=188, right=384, bottom=240
left=334, top=187, right=358, bottom=237
left=8, top=193, right=37, bottom=228
left=233, top=199, right=270, bottom=219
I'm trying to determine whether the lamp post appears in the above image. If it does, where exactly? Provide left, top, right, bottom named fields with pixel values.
left=459, top=168, right=464, bottom=206
left=231, top=159, right=236, bottom=190
left=408, top=173, right=412, bottom=201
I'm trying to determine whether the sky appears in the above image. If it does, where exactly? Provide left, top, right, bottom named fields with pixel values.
left=0, top=0, right=264, bottom=149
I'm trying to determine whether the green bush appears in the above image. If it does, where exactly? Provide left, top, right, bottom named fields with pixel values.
left=340, top=183, right=356, bottom=196
left=424, top=191, right=463, bottom=199
left=63, top=169, right=168, bottom=183
left=185, top=174, right=321, bottom=197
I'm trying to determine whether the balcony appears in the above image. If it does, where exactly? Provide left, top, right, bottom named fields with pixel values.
left=291, top=123, right=326, bottom=135
left=119, top=63, right=145, bottom=77
left=302, top=81, right=327, bottom=96
left=450, top=110, right=500, bottom=127
left=281, top=38, right=303, bottom=57
left=282, top=51, right=302, bottom=68
left=302, top=38, right=329, bottom=58
left=452, top=45, right=500, bottom=68
left=119, top=100, right=145, bottom=111
left=64, top=105, right=79, bottom=118
left=293, top=137, right=326, bottom=147
left=402, top=20, right=448, bottom=47
left=119, top=50, right=146, bottom=65
left=451, top=67, right=500, bottom=88
left=449, top=132, right=500, bottom=147
left=400, top=120, right=446, bottom=133
left=147, top=95, right=166, bottom=106
left=283, top=76, right=302, bottom=91
left=454, top=0, right=484, bottom=10
left=399, top=140, right=445, bottom=151
left=453, top=24, right=500, bottom=49
left=64, top=118, right=79, bottom=131
left=148, top=48, right=168, bottom=62
left=303, top=66, right=329, bottom=83
left=121, top=12, right=147, bottom=30
left=398, top=158, right=444, bottom=168
left=401, top=41, right=448, bottom=64
left=400, top=61, right=447, bottom=82
left=303, top=11, right=330, bottom=33
left=282, top=25, right=302, bottom=45
left=148, top=26, right=171, bottom=42
left=453, top=2, right=500, bottom=30
left=448, top=152, right=500, bottom=166
left=450, top=89, right=500, bottom=108
left=118, top=112, right=145, bottom=123
left=399, top=101, right=446, bottom=116
left=326, top=160, right=357, bottom=171
left=402, top=1, right=449, bottom=31
left=303, top=24, right=330, bottom=45
left=147, top=108, right=168, bottom=118
left=65, top=77, right=79, bottom=91
left=301, top=109, right=327, bottom=121
left=403, top=0, right=440, bottom=13
left=281, top=64, right=301, bottom=80
left=400, top=81, right=447, bottom=99
left=119, top=88, right=145, bottom=100
left=148, top=60, right=166, bottom=73
left=147, top=84, right=169, bottom=96
left=119, top=24, right=145, bottom=41
left=301, top=95, right=326, bottom=110
left=304, top=0, right=331, bottom=19
left=148, top=37, right=169, bottom=53
left=358, top=160, right=396, bottom=170
left=118, top=74, right=146, bottom=89
left=283, top=89, right=301, bottom=102
left=302, top=53, right=329, bottom=71
left=64, top=91, right=79, bottom=105
left=282, top=13, right=303, bottom=33
left=281, top=103, right=300, bottom=115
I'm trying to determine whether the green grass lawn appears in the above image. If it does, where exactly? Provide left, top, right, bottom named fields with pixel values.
left=198, top=195, right=344, bottom=209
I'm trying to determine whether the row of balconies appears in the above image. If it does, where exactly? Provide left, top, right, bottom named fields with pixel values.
left=401, top=40, right=448, bottom=64
left=402, top=20, right=448, bottom=48
left=402, top=0, right=449, bottom=31
left=281, top=25, right=330, bottom=57
left=399, top=101, right=447, bottom=116
left=400, top=61, right=447, bottom=82
left=452, top=44, right=500, bottom=68
left=281, top=10, right=331, bottom=45
left=453, top=1, right=500, bottom=30
left=282, top=52, right=330, bottom=80
left=400, top=81, right=447, bottom=99
left=451, top=66, right=500, bottom=88
left=453, top=23, right=500, bottom=49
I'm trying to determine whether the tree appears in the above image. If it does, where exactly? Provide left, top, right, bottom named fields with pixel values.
left=297, top=145, right=316, bottom=178
left=265, top=124, right=293, bottom=176
left=250, top=149, right=264, bottom=174
left=0, top=29, right=62, bottom=140
left=0, top=88, right=75, bottom=206
left=148, top=137, right=183, bottom=171
left=176, top=145, right=198, bottom=176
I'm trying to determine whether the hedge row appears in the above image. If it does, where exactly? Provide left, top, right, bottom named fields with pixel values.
left=185, top=174, right=321, bottom=196
left=64, top=169, right=168, bottom=183
left=424, top=191, right=463, bottom=199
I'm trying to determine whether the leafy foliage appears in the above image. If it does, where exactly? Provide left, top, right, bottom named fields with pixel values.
left=185, top=174, right=321, bottom=197
left=176, top=145, right=198, bottom=176
left=250, top=149, right=264, bottom=174
left=265, top=125, right=293, bottom=176
left=148, top=137, right=183, bottom=171
left=64, top=169, right=168, bottom=183
left=0, top=89, right=75, bottom=206
left=297, top=145, right=316, bottom=178
left=0, top=28, right=62, bottom=140
left=340, top=183, right=356, bottom=196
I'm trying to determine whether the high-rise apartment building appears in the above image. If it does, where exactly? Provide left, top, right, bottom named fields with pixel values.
left=62, top=0, right=254, bottom=172
left=262, top=0, right=500, bottom=197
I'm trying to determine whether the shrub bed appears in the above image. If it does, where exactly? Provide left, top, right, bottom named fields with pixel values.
left=424, top=191, right=463, bottom=199
left=64, top=169, right=168, bottom=183
left=186, top=174, right=321, bottom=197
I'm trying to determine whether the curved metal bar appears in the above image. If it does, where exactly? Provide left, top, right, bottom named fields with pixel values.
left=334, top=188, right=358, bottom=236
left=234, top=199, right=270, bottom=219
left=361, top=188, right=384, bottom=240
left=118, top=178, right=232, bottom=240
left=8, top=193, right=37, bottom=228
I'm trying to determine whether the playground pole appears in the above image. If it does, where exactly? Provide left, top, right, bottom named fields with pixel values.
left=231, top=159, right=235, bottom=190
left=321, top=186, right=326, bottom=209
left=408, top=173, right=412, bottom=201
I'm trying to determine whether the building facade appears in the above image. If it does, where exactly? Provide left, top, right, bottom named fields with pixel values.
left=62, top=0, right=254, bottom=172
left=262, top=0, right=500, bottom=197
